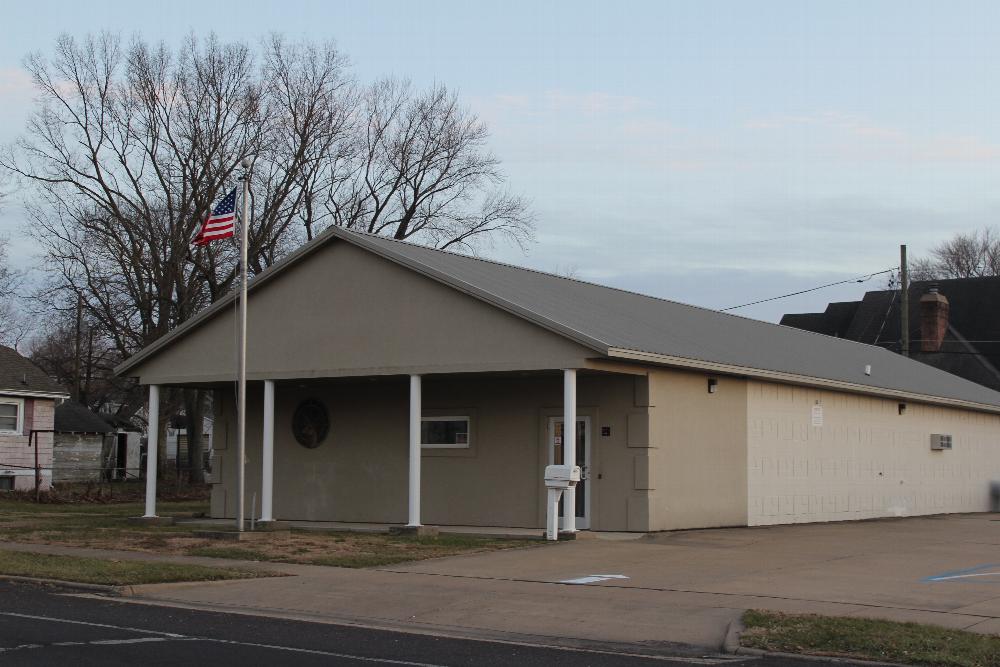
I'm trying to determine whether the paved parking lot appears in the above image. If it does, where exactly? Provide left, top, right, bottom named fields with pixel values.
left=397, top=512, right=1000, bottom=631
left=114, top=513, right=1000, bottom=653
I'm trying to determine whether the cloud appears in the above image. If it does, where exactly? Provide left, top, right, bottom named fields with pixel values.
left=471, top=90, right=718, bottom=173
left=480, top=90, right=650, bottom=116
left=0, top=67, right=33, bottom=97
left=0, top=68, right=36, bottom=145
left=745, top=111, right=1000, bottom=164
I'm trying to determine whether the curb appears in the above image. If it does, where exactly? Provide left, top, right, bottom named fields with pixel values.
left=721, top=617, right=743, bottom=654
left=0, top=574, right=130, bottom=597
left=723, top=617, right=903, bottom=666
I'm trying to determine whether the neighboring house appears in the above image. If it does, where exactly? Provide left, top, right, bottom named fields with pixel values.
left=0, top=345, right=68, bottom=491
left=52, top=401, right=115, bottom=483
left=781, top=277, right=1000, bottom=393
left=116, top=228, right=1000, bottom=531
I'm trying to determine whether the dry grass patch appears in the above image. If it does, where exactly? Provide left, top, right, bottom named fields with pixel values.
left=0, top=550, right=271, bottom=586
left=189, top=532, right=538, bottom=568
left=0, top=500, right=542, bottom=568
left=742, top=609, right=1000, bottom=667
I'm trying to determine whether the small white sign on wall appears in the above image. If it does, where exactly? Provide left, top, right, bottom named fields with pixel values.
left=811, top=404, right=824, bottom=427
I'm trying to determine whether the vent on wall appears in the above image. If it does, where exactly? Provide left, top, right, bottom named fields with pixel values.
left=930, top=434, right=953, bottom=451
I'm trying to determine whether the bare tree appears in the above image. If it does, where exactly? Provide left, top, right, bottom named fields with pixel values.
left=324, top=80, right=533, bottom=250
left=911, top=227, right=1000, bottom=281
left=3, top=32, right=533, bottom=477
left=27, top=309, right=128, bottom=412
left=0, top=237, right=25, bottom=347
left=0, top=33, right=330, bottom=477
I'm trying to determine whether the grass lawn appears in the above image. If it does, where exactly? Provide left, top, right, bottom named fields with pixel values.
left=0, top=499, right=541, bottom=569
left=742, top=609, right=1000, bottom=667
left=0, top=550, right=270, bottom=586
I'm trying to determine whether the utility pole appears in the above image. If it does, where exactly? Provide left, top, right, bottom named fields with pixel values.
left=74, top=293, right=83, bottom=401
left=900, top=244, right=909, bottom=357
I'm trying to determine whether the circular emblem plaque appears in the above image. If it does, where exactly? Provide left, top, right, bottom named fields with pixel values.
left=292, top=399, right=329, bottom=449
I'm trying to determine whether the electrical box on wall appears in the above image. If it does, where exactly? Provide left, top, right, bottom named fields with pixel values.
left=930, top=434, right=953, bottom=451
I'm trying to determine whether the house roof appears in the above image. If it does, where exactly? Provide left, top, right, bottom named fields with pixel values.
left=55, top=401, right=113, bottom=434
left=0, top=345, right=67, bottom=398
left=781, top=301, right=860, bottom=339
left=100, top=411, right=140, bottom=431
left=117, top=227, right=1000, bottom=412
left=781, top=277, right=1000, bottom=395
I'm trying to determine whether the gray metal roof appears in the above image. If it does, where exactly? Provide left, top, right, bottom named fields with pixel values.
left=344, top=231, right=1000, bottom=408
left=118, top=226, right=1000, bottom=409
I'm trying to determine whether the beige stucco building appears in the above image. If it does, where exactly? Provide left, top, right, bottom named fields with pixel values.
left=118, top=229, right=1000, bottom=532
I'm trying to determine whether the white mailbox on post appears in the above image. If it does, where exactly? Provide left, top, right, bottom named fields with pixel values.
left=544, top=464, right=581, bottom=541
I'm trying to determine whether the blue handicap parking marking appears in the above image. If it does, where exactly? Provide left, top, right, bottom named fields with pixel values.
left=923, top=564, right=1000, bottom=583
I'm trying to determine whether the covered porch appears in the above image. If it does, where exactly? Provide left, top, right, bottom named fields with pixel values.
left=139, top=367, right=647, bottom=533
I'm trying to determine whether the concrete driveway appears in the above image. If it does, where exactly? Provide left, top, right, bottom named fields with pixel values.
left=121, top=513, right=1000, bottom=655
left=394, top=513, right=1000, bottom=629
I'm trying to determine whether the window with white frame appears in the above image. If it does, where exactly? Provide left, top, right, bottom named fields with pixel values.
left=0, top=399, right=23, bottom=435
left=420, top=416, right=470, bottom=449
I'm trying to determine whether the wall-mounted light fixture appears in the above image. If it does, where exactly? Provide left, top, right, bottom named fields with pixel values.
left=707, top=378, right=718, bottom=394
left=898, top=403, right=907, bottom=415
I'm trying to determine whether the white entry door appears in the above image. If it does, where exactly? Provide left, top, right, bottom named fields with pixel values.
left=548, top=416, right=591, bottom=530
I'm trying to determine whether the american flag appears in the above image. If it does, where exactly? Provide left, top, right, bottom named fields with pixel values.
left=192, top=188, right=237, bottom=246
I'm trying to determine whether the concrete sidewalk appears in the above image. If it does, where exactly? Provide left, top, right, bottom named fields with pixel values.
left=4, top=513, right=1000, bottom=655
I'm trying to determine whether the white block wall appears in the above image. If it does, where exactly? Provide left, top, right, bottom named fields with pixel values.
left=748, top=381, right=1000, bottom=525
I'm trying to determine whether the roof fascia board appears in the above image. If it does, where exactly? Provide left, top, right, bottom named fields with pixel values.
left=131, top=359, right=600, bottom=386
left=608, top=347, right=1000, bottom=414
left=0, top=389, right=70, bottom=400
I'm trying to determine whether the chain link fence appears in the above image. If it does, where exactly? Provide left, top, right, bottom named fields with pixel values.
left=0, top=459, right=209, bottom=502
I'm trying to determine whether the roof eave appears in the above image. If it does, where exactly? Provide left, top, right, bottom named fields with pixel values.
left=0, top=388, right=70, bottom=400
left=607, top=347, right=1000, bottom=415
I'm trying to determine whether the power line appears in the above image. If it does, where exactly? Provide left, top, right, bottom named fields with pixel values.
left=872, top=284, right=898, bottom=347
left=721, top=268, right=898, bottom=312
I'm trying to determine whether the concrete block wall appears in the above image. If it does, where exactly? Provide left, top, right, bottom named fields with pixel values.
left=747, top=381, right=1000, bottom=525
left=624, top=375, right=654, bottom=531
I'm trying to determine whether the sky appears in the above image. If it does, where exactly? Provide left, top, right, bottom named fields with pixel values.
left=2, top=0, right=1000, bottom=321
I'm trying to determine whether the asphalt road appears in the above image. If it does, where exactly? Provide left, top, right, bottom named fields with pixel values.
left=0, top=581, right=830, bottom=666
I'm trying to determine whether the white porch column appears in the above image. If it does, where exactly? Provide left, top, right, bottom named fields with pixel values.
left=562, top=369, right=577, bottom=532
left=407, top=374, right=422, bottom=527
left=143, top=384, right=160, bottom=518
left=260, top=380, right=275, bottom=522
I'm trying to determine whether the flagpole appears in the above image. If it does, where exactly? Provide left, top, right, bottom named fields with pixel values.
left=236, top=158, right=251, bottom=532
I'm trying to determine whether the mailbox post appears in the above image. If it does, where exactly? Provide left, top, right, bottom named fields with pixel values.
left=544, top=464, right=581, bottom=540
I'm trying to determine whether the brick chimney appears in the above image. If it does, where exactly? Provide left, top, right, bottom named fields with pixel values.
left=919, top=284, right=949, bottom=353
